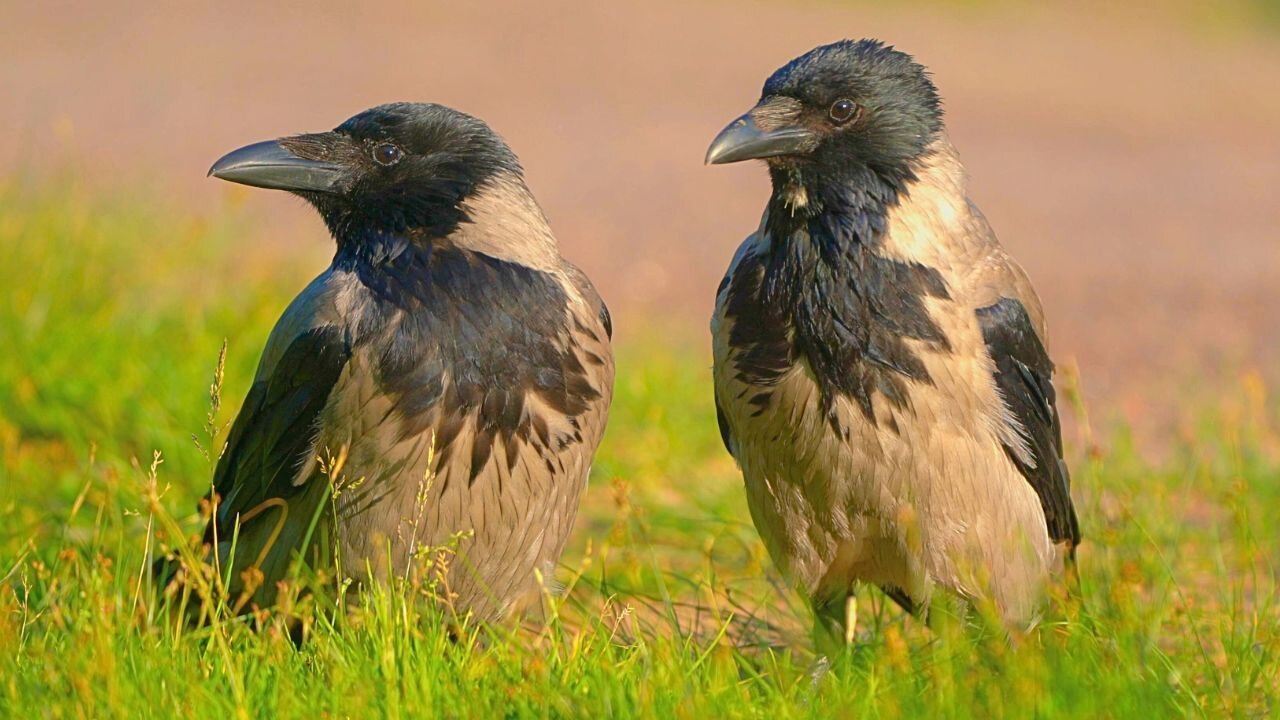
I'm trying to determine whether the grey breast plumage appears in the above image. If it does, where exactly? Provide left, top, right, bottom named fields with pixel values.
left=167, top=103, right=613, bottom=622
left=707, top=40, right=1079, bottom=645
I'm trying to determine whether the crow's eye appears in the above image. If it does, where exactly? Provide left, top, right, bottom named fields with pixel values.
left=372, top=142, right=402, bottom=166
left=829, top=99, right=858, bottom=124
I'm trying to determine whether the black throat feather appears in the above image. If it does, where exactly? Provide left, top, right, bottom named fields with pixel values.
left=724, top=159, right=951, bottom=430
left=308, top=176, right=474, bottom=248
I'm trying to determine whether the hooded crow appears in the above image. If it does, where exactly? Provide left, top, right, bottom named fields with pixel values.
left=171, top=103, right=613, bottom=621
left=706, top=40, right=1079, bottom=648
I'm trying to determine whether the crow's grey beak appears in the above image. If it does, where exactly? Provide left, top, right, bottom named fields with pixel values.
left=705, top=112, right=816, bottom=165
left=209, top=140, right=345, bottom=192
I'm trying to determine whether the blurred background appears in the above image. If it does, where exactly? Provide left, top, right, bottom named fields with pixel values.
left=3, top=0, right=1278, bottom=453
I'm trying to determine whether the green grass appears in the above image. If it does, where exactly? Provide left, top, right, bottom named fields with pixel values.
left=1, top=180, right=1277, bottom=718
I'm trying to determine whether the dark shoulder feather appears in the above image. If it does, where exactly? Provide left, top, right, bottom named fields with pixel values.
left=976, top=298, right=1080, bottom=550
left=207, top=325, right=351, bottom=539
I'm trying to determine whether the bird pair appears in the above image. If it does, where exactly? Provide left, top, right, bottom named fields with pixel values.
left=164, top=39, right=1080, bottom=649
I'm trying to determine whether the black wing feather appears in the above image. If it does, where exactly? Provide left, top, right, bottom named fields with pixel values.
left=879, top=584, right=921, bottom=616
left=714, top=387, right=735, bottom=459
left=976, top=298, right=1080, bottom=549
left=206, top=326, right=351, bottom=540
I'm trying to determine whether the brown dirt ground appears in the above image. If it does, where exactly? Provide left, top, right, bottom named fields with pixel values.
left=3, top=0, right=1279, bottom=453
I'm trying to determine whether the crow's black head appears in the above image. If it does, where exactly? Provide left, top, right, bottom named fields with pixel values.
left=706, top=40, right=942, bottom=198
left=210, top=103, right=521, bottom=241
